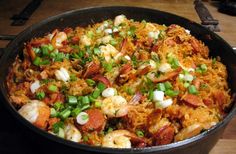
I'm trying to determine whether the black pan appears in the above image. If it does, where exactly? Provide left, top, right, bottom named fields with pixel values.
left=0, top=6, right=236, bottom=154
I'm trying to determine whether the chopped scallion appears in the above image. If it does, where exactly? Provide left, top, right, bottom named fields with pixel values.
left=157, top=83, right=166, bottom=91
left=148, top=90, right=154, bottom=100
left=71, top=108, right=81, bottom=117
left=81, top=104, right=90, bottom=111
left=165, top=89, right=179, bottom=97
left=70, top=74, right=77, bottom=81
left=188, top=85, right=198, bottom=94
left=54, top=102, right=64, bottom=111
left=93, top=48, right=101, bottom=55
left=81, top=114, right=89, bottom=121
left=95, top=101, right=102, bottom=108
left=92, top=88, right=101, bottom=99
left=136, top=130, right=144, bottom=137
left=52, top=121, right=64, bottom=133
left=33, top=57, right=41, bottom=66
left=103, top=62, right=113, bottom=72
left=183, top=82, right=190, bottom=88
left=164, top=81, right=173, bottom=90
left=59, top=109, right=71, bottom=120
left=97, top=82, right=106, bottom=91
left=107, top=127, right=113, bottom=133
left=110, top=39, right=118, bottom=46
left=36, top=91, right=45, bottom=100
left=50, top=108, right=58, bottom=117
left=82, top=96, right=90, bottom=105
left=86, top=79, right=96, bottom=86
left=48, top=85, right=58, bottom=92
left=58, top=127, right=65, bottom=138
left=67, top=95, right=77, bottom=105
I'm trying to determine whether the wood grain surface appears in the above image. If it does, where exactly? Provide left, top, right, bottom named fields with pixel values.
left=0, top=0, right=235, bottom=154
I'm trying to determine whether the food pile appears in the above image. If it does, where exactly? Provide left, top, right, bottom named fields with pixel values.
left=7, top=15, right=231, bottom=148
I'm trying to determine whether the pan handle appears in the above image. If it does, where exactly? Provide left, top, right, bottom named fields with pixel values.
left=0, top=34, right=16, bottom=58
left=0, top=35, right=16, bottom=41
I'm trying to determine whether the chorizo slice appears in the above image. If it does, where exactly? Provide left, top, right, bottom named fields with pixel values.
left=26, top=44, right=36, bottom=61
left=137, top=65, right=151, bottom=76
left=182, top=94, right=202, bottom=108
left=93, top=74, right=111, bottom=87
left=203, top=98, right=213, bottom=107
left=116, top=63, right=133, bottom=85
left=83, top=61, right=100, bottom=78
left=213, top=91, right=227, bottom=107
left=126, top=133, right=147, bottom=148
left=152, top=67, right=182, bottom=83
left=30, top=38, right=50, bottom=47
left=80, top=109, right=106, bottom=132
left=154, top=125, right=175, bottom=145
left=119, top=63, right=132, bottom=75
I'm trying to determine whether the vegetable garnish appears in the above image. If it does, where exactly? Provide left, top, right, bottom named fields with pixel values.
left=67, top=95, right=78, bottom=105
left=196, top=64, right=207, bottom=74
left=76, top=112, right=89, bottom=125
left=52, top=121, right=64, bottom=134
left=136, top=130, right=144, bottom=137
left=48, top=84, right=58, bottom=92
left=36, top=91, right=45, bottom=100
left=86, top=79, right=96, bottom=86
left=188, top=85, right=198, bottom=95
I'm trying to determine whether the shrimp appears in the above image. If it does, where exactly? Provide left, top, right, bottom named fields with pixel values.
left=51, top=31, right=67, bottom=48
left=64, top=123, right=82, bottom=142
left=101, top=95, right=128, bottom=118
left=18, top=100, right=50, bottom=129
left=102, top=130, right=132, bottom=148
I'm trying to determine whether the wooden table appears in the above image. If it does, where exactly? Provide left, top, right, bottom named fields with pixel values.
left=0, top=0, right=236, bottom=153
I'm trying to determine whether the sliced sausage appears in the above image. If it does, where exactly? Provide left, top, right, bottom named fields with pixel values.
left=83, top=61, right=100, bottom=78
left=119, top=63, right=132, bottom=75
left=203, top=98, right=213, bottom=107
left=182, top=94, right=202, bottom=108
left=116, top=63, right=133, bottom=85
left=71, top=36, right=80, bottom=44
left=80, top=109, right=106, bottom=132
left=154, top=125, right=175, bottom=145
left=152, top=67, right=182, bottom=83
left=137, top=65, right=151, bottom=76
left=93, top=74, right=111, bottom=87
left=26, top=44, right=36, bottom=61
left=30, top=38, right=50, bottom=47
left=213, top=91, right=227, bottom=107
left=212, top=90, right=227, bottom=112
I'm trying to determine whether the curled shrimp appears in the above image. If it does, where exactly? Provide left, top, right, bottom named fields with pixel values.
left=101, top=95, right=128, bottom=118
left=102, top=130, right=147, bottom=148
left=18, top=100, right=50, bottom=129
left=51, top=31, right=67, bottom=48
left=64, top=123, right=82, bottom=142
left=102, top=130, right=132, bottom=148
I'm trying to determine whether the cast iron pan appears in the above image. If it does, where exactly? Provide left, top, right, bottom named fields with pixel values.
left=0, top=6, right=236, bottom=154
